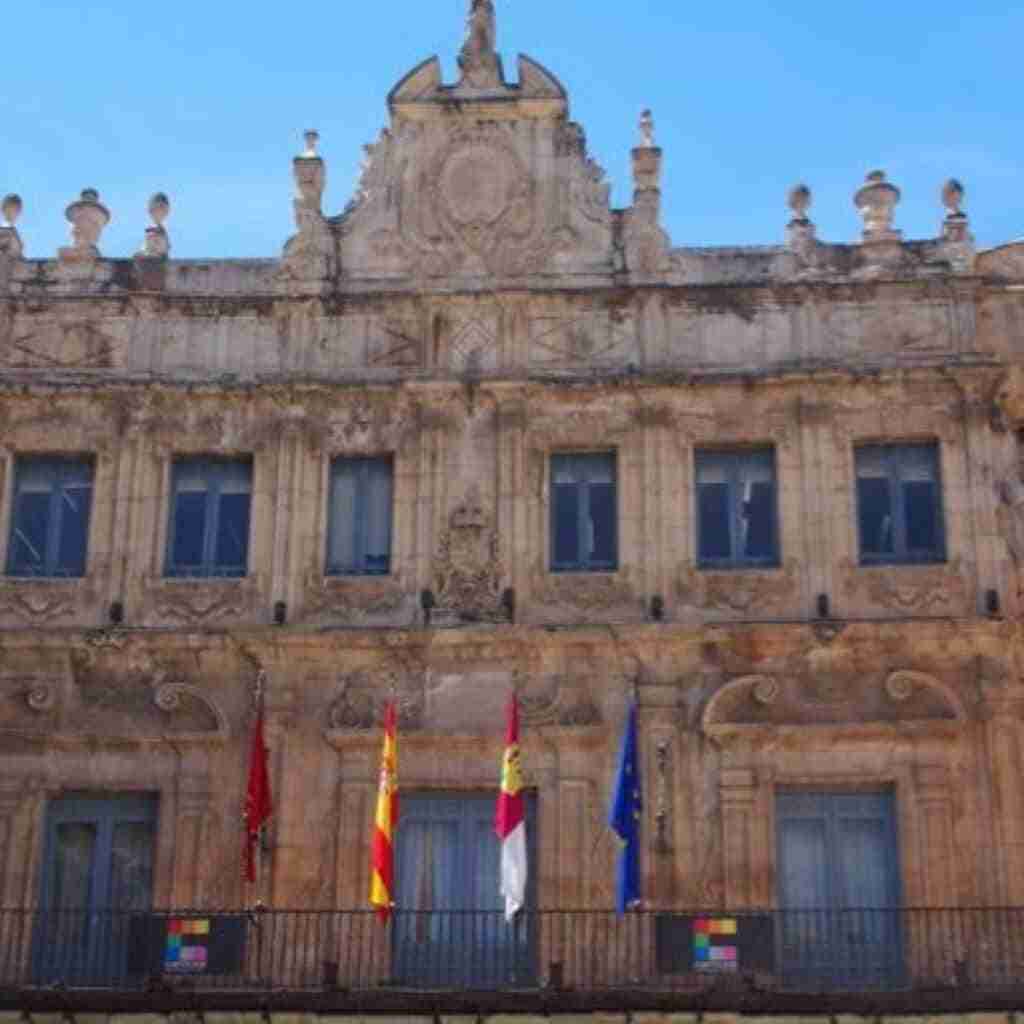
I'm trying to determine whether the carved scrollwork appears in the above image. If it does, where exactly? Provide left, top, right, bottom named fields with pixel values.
left=26, top=682, right=56, bottom=713
left=0, top=580, right=94, bottom=624
left=152, top=682, right=229, bottom=738
left=703, top=667, right=966, bottom=744
left=532, top=569, right=635, bottom=612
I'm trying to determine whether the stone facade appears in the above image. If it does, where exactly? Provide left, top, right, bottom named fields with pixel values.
left=3, top=0, right=1024, bottom=976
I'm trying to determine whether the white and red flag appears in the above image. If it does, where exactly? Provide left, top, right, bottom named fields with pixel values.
left=495, top=695, right=527, bottom=921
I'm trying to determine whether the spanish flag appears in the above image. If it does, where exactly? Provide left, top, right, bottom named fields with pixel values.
left=370, top=701, right=398, bottom=921
left=495, top=695, right=527, bottom=921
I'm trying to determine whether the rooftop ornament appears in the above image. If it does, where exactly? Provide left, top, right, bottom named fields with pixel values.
left=60, top=188, right=110, bottom=262
left=138, top=192, right=171, bottom=259
left=786, top=183, right=816, bottom=258
left=0, top=194, right=23, bottom=259
left=854, top=170, right=902, bottom=242
left=639, top=109, right=656, bottom=149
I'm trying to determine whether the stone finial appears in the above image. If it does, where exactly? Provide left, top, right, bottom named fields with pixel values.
left=138, top=192, right=171, bottom=259
left=60, top=188, right=110, bottom=261
left=2, top=194, right=21, bottom=228
left=786, top=184, right=816, bottom=256
left=0, top=193, right=23, bottom=260
left=942, top=178, right=965, bottom=218
left=788, top=183, right=812, bottom=222
left=854, top=170, right=902, bottom=242
left=301, top=130, right=320, bottom=159
left=293, top=129, right=325, bottom=226
left=639, top=109, right=656, bottom=149
left=939, top=177, right=974, bottom=267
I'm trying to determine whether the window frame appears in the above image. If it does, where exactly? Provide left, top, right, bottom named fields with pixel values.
left=854, top=441, right=946, bottom=566
left=6, top=454, right=95, bottom=579
left=325, top=454, right=394, bottom=577
left=549, top=450, right=619, bottom=574
left=694, top=446, right=780, bottom=570
left=164, top=456, right=253, bottom=579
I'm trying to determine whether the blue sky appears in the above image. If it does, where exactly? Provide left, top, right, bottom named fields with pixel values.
left=4, top=0, right=1022, bottom=259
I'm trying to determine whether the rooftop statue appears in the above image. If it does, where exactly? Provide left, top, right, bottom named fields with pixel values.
left=458, top=0, right=501, bottom=87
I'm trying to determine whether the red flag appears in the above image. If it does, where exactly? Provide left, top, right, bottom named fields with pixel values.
left=370, top=701, right=399, bottom=921
left=243, top=708, right=272, bottom=884
left=495, top=696, right=526, bottom=920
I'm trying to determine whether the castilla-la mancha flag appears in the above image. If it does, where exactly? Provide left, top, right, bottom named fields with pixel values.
left=243, top=708, right=272, bottom=885
left=495, top=695, right=527, bottom=921
left=370, top=701, right=399, bottom=921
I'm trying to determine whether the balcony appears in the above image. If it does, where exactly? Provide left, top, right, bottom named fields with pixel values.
left=3, top=908, right=1024, bottom=1014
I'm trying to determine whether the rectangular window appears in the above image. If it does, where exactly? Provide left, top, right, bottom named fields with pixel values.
left=855, top=443, right=945, bottom=565
left=7, top=456, right=93, bottom=578
left=696, top=448, right=779, bottom=568
left=550, top=452, right=617, bottom=572
left=166, top=457, right=252, bottom=578
left=326, top=456, right=393, bottom=576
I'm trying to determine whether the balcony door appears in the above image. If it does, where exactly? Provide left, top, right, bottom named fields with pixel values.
left=34, top=793, right=157, bottom=985
left=776, top=790, right=902, bottom=990
left=393, top=792, right=535, bottom=988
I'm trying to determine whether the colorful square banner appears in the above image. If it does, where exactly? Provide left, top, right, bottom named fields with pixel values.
left=693, top=917, right=739, bottom=972
left=164, top=918, right=211, bottom=973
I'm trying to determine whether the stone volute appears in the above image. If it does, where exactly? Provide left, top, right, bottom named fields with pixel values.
left=0, top=193, right=23, bottom=259
left=854, top=170, right=902, bottom=242
left=60, top=188, right=110, bottom=261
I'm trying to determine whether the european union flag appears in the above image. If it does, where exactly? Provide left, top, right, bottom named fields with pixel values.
left=609, top=700, right=642, bottom=914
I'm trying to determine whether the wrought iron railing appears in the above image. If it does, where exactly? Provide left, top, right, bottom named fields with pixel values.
left=3, top=907, right=1024, bottom=995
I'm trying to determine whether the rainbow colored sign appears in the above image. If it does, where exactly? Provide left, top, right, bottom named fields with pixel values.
left=693, top=917, right=739, bottom=972
left=164, top=918, right=211, bottom=972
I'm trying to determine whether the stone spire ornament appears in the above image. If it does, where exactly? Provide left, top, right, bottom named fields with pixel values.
left=0, top=194, right=23, bottom=259
left=280, top=129, right=334, bottom=288
left=638, top=109, right=656, bottom=149
left=854, top=170, right=901, bottom=242
left=939, top=178, right=975, bottom=271
left=138, top=192, right=171, bottom=259
left=458, top=0, right=502, bottom=88
left=59, top=188, right=110, bottom=262
left=786, top=183, right=817, bottom=257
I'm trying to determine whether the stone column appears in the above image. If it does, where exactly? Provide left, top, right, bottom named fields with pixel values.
left=720, top=768, right=759, bottom=908
left=982, top=682, right=1024, bottom=903
left=171, top=775, right=210, bottom=907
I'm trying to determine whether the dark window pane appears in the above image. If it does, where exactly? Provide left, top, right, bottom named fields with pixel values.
left=171, top=492, right=207, bottom=570
left=743, top=481, right=776, bottom=561
left=904, top=480, right=939, bottom=555
left=215, top=493, right=250, bottom=572
left=56, top=483, right=92, bottom=576
left=698, top=483, right=731, bottom=562
left=363, top=461, right=393, bottom=573
left=553, top=482, right=580, bottom=567
left=589, top=482, right=617, bottom=567
left=857, top=476, right=893, bottom=556
left=10, top=491, right=51, bottom=574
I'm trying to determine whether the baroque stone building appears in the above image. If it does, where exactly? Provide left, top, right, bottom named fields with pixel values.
left=3, top=0, right=1024, bottom=1006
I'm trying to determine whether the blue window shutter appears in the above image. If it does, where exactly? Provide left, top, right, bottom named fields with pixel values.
left=8, top=458, right=94, bottom=578
left=327, top=457, right=393, bottom=576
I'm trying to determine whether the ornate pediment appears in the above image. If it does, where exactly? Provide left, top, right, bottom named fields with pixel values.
left=702, top=669, right=966, bottom=743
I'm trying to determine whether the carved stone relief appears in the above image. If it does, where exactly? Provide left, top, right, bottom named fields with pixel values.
left=528, top=308, right=636, bottom=367
left=519, top=675, right=601, bottom=727
left=325, top=668, right=425, bottom=732
left=303, top=572, right=406, bottom=623
left=0, top=580, right=96, bottom=624
left=531, top=568, right=636, bottom=612
left=839, top=557, right=969, bottom=613
left=2, top=316, right=126, bottom=369
left=141, top=575, right=262, bottom=625
left=677, top=560, right=799, bottom=615
left=433, top=485, right=505, bottom=623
